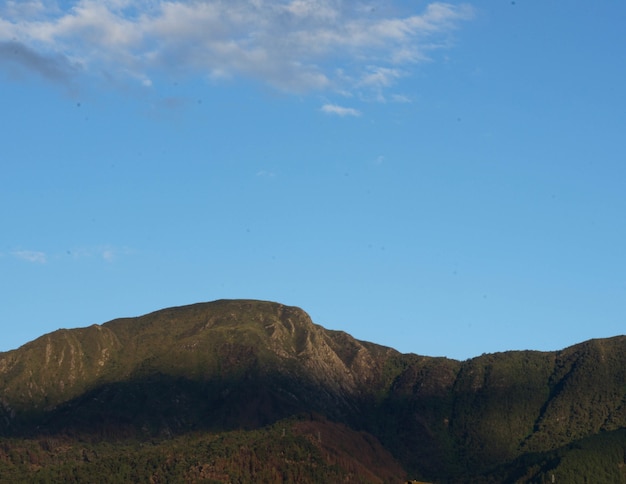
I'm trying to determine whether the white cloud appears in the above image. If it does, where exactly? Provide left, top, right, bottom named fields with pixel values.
left=0, top=1, right=473, bottom=95
left=321, top=103, right=361, bottom=117
left=358, top=66, right=403, bottom=88
left=256, top=169, right=277, bottom=178
left=390, top=93, right=412, bottom=103
left=12, top=250, right=47, bottom=263
left=101, top=248, right=116, bottom=262
left=1, top=0, right=48, bottom=18
left=67, top=245, right=132, bottom=262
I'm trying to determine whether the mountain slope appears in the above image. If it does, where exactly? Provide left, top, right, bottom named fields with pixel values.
left=1, top=301, right=402, bottom=436
left=0, top=414, right=407, bottom=484
left=1, top=299, right=626, bottom=482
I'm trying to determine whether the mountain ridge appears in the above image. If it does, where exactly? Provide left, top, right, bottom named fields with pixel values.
left=1, top=299, right=625, bottom=482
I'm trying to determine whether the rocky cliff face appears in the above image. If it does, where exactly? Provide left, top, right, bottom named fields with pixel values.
left=1, top=299, right=626, bottom=481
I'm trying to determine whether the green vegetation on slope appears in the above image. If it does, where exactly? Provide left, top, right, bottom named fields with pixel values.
left=479, top=428, right=626, bottom=484
left=0, top=414, right=405, bottom=483
left=1, top=300, right=626, bottom=482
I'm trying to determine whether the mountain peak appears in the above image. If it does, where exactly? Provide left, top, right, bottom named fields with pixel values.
left=1, top=300, right=626, bottom=482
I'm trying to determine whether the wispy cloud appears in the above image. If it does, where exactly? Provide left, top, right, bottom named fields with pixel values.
left=390, top=93, right=412, bottom=103
left=358, top=67, right=404, bottom=89
left=6, top=245, right=133, bottom=264
left=256, top=169, right=277, bottom=178
left=68, top=245, right=132, bottom=262
left=0, top=1, right=473, bottom=96
left=12, top=250, right=47, bottom=263
left=321, top=103, right=361, bottom=117
left=101, top=247, right=116, bottom=262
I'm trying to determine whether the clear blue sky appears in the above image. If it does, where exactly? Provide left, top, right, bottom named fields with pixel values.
left=1, top=1, right=625, bottom=360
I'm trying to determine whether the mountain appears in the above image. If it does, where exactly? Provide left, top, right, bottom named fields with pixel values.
left=1, top=299, right=625, bottom=482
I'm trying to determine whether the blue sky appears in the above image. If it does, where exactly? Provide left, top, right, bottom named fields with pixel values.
left=1, top=1, right=625, bottom=360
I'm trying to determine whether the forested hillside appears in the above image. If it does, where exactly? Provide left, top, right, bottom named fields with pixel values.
left=1, top=300, right=625, bottom=482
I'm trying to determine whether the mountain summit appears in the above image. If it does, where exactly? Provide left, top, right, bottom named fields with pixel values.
left=1, top=300, right=626, bottom=482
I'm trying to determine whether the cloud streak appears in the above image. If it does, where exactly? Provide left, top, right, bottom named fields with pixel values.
left=7, top=245, right=132, bottom=264
left=0, top=0, right=473, bottom=95
left=68, top=245, right=132, bottom=262
left=321, top=103, right=361, bottom=117
left=12, top=250, right=47, bottom=263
